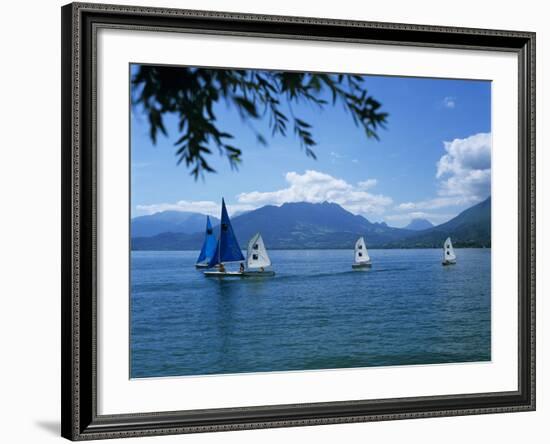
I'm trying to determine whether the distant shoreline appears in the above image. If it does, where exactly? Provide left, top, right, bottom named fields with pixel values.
left=131, top=245, right=491, bottom=252
left=131, top=198, right=491, bottom=252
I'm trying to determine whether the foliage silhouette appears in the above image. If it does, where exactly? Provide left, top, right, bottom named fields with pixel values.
left=132, top=65, right=388, bottom=178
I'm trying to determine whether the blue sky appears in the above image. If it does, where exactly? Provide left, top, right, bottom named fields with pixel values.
left=131, top=66, right=491, bottom=227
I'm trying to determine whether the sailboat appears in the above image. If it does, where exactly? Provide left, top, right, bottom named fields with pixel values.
left=195, top=216, right=217, bottom=268
left=242, top=233, right=275, bottom=277
left=203, top=199, right=246, bottom=277
left=352, top=236, right=371, bottom=269
left=442, top=237, right=457, bottom=266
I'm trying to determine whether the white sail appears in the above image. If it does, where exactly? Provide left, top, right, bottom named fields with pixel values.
left=246, top=233, right=271, bottom=269
left=354, top=237, right=370, bottom=263
left=443, top=237, right=456, bottom=262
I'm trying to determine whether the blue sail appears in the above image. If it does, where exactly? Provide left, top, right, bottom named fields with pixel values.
left=196, top=216, right=217, bottom=264
left=208, top=199, right=245, bottom=267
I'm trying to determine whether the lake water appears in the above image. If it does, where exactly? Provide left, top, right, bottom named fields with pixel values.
left=130, top=249, right=491, bottom=378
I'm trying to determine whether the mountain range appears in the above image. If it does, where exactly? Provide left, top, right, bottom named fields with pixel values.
left=131, top=211, right=220, bottom=237
left=131, top=197, right=491, bottom=250
left=404, top=218, right=434, bottom=231
left=388, top=197, right=491, bottom=248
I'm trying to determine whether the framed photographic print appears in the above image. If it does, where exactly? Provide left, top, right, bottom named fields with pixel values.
left=61, top=2, right=536, bottom=440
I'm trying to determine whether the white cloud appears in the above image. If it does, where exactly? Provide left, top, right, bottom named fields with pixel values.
left=357, top=179, right=377, bottom=190
left=436, top=132, right=491, bottom=198
left=135, top=200, right=254, bottom=217
left=237, top=170, right=392, bottom=217
left=443, top=96, right=456, bottom=109
left=135, top=171, right=391, bottom=218
left=396, top=195, right=478, bottom=211
left=137, top=133, right=491, bottom=222
left=395, top=132, right=491, bottom=212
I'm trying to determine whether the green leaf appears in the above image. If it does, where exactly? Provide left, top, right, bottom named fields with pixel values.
left=233, top=96, right=259, bottom=117
left=294, top=118, right=312, bottom=128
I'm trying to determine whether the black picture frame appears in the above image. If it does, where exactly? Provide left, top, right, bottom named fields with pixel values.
left=61, top=2, right=536, bottom=440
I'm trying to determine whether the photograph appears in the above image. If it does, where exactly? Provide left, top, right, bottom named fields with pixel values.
left=129, top=64, right=492, bottom=379
left=58, top=2, right=537, bottom=439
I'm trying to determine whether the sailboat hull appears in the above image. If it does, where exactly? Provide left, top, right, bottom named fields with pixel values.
left=204, top=271, right=244, bottom=277
left=442, top=260, right=456, bottom=266
left=352, top=262, right=372, bottom=269
left=203, top=270, right=275, bottom=278
left=242, top=270, right=275, bottom=277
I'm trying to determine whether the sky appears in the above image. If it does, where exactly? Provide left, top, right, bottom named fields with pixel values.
left=130, top=65, right=491, bottom=227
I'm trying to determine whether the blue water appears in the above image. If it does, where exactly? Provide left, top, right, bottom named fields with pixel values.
left=130, top=249, right=491, bottom=378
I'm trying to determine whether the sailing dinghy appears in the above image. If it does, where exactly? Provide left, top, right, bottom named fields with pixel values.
left=204, top=199, right=246, bottom=277
left=195, top=216, right=217, bottom=268
left=242, top=233, right=275, bottom=277
left=442, top=237, right=457, bottom=266
left=352, top=236, right=371, bottom=269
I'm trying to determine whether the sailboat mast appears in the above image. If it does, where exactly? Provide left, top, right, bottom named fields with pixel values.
left=218, top=215, right=222, bottom=266
left=218, top=234, right=222, bottom=265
